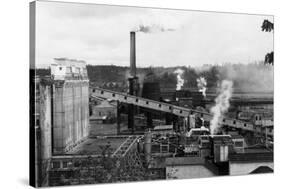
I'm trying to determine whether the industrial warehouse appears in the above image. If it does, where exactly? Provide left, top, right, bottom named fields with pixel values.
left=30, top=1, right=274, bottom=188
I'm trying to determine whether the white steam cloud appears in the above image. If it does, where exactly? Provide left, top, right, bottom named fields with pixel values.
left=134, top=23, right=176, bottom=33
left=133, top=12, right=185, bottom=34
left=174, top=69, right=184, bottom=90
left=197, top=77, right=207, bottom=97
left=219, top=63, right=273, bottom=92
left=210, top=80, right=233, bottom=135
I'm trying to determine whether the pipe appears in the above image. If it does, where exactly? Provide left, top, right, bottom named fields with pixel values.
left=144, top=130, right=152, bottom=163
left=117, top=101, right=121, bottom=134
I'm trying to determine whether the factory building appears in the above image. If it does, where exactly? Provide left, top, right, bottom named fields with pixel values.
left=166, top=157, right=216, bottom=179
left=51, top=58, right=89, bottom=153
left=140, top=126, right=273, bottom=180
left=229, top=151, right=273, bottom=175
left=31, top=30, right=274, bottom=186
left=34, top=76, right=53, bottom=186
left=33, top=58, right=90, bottom=186
left=35, top=58, right=90, bottom=154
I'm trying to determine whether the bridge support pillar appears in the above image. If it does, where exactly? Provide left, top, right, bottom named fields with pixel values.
left=128, top=104, right=135, bottom=134
left=146, top=112, right=153, bottom=129
left=165, top=113, right=173, bottom=125
left=117, top=101, right=121, bottom=135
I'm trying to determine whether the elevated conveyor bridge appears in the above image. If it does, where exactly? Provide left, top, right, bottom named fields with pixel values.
left=91, top=88, right=273, bottom=137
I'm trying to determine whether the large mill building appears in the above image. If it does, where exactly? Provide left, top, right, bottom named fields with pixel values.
left=33, top=58, right=90, bottom=181
left=50, top=58, right=89, bottom=153
left=33, top=58, right=90, bottom=186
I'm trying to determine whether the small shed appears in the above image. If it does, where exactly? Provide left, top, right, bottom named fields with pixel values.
left=91, top=100, right=117, bottom=121
left=231, top=135, right=245, bottom=153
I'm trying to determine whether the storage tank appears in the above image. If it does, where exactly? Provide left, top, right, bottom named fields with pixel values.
left=144, top=130, right=152, bottom=163
left=142, top=81, right=161, bottom=129
left=142, top=82, right=161, bottom=101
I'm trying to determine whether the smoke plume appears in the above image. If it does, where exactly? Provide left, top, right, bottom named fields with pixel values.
left=219, top=63, right=273, bottom=92
left=197, top=77, right=207, bottom=97
left=210, top=80, right=233, bottom=135
left=174, top=69, right=184, bottom=90
left=134, top=23, right=176, bottom=33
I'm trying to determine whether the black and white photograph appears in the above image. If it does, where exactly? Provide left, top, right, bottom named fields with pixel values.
left=29, top=0, right=274, bottom=187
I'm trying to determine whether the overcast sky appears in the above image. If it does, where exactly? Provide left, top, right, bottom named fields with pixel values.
left=35, top=1, right=273, bottom=68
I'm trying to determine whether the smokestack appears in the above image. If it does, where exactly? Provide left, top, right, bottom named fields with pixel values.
left=128, top=32, right=138, bottom=133
left=130, top=31, right=136, bottom=77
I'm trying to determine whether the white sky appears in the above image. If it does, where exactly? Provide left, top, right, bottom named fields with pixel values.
left=35, top=1, right=273, bottom=68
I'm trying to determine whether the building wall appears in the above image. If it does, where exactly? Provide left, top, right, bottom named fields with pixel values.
left=35, top=82, right=53, bottom=186
left=238, top=104, right=273, bottom=112
left=166, top=165, right=215, bottom=179
left=229, top=162, right=273, bottom=175
left=39, top=84, right=52, bottom=160
left=53, top=80, right=89, bottom=154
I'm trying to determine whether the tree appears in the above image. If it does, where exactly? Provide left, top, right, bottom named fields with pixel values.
left=261, top=20, right=274, bottom=32
left=261, top=19, right=274, bottom=65
left=265, top=52, right=274, bottom=65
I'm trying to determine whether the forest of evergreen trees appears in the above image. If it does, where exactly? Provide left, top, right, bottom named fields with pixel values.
left=35, top=62, right=273, bottom=92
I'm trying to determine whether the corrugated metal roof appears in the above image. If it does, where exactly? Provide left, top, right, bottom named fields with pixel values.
left=229, top=152, right=273, bottom=162
left=212, top=135, right=233, bottom=145
left=231, top=135, right=244, bottom=139
left=166, top=157, right=204, bottom=166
